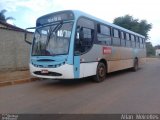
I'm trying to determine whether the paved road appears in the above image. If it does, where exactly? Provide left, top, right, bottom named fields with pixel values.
left=0, top=58, right=160, bottom=113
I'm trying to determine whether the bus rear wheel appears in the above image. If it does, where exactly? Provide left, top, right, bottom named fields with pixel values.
left=93, top=62, right=106, bottom=82
left=132, top=59, right=139, bottom=72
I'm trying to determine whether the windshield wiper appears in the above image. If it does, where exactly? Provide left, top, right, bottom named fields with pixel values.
left=52, top=21, right=63, bottom=33
left=46, top=21, right=63, bottom=47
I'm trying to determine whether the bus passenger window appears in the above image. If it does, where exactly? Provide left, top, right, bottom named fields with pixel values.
left=142, top=39, right=146, bottom=48
left=97, top=24, right=111, bottom=45
left=139, top=37, right=143, bottom=48
left=120, top=31, right=125, bottom=46
left=121, top=32, right=125, bottom=39
left=113, top=29, right=119, bottom=38
left=131, top=35, right=136, bottom=48
left=126, top=33, right=130, bottom=40
left=126, top=33, right=131, bottom=47
left=135, top=36, right=139, bottom=48
left=100, top=25, right=110, bottom=35
left=112, top=29, right=120, bottom=46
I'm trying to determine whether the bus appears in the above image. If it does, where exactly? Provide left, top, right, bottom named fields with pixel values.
left=25, top=10, right=146, bottom=82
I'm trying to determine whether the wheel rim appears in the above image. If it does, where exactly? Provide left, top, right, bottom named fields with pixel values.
left=98, top=65, right=106, bottom=78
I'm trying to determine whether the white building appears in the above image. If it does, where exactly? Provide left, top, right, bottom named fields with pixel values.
left=156, top=49, right=160, bottom=56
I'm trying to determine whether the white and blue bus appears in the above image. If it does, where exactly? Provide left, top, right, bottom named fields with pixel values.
left=25, top=10, right=146, bottom=82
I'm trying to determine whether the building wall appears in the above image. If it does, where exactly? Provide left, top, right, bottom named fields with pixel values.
left=0, top=28, right=33, bottom=71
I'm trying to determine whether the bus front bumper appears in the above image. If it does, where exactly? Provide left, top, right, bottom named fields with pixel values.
left=29, top=63, right=74, bottom=79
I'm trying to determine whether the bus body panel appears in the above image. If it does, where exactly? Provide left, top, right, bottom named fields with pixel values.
left=79, top=62, right=98, bottom=78
left=80, top=44, right=146, bottom=73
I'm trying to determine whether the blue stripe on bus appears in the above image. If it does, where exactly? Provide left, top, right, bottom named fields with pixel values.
left=66, top=20, right=77, bottom=65
left=31, top=55, right=67, bottom=67
left=74, top=56, right=80, bottom=78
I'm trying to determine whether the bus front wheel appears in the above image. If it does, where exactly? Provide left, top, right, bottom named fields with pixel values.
left=93, top=62, right=106, bottom=82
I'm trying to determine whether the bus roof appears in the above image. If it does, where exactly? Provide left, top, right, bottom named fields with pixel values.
left=72, top=10, right=145, bottom=38
left=37, top=10, right=145, bottom=38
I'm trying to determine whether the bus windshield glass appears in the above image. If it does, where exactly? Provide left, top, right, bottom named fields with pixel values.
left=32, top=22, right=73, bottom=56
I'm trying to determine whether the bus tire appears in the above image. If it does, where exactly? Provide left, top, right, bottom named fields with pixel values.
left=93, top=62, right=106, bottom=82
left=132, top=59, right=138, bottom=72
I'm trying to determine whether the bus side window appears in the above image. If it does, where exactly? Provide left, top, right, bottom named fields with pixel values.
left=143, top=38, right=146, bottom=48
left=139, top=37, right=143, bottom=48
left=131, top=35, right=136, bottom=48
left=120, top=31, right=125, bottom=47
left=97, top=24, right=111, bottom=45
left=135, top=36, right=139, bottom=48
left=125, top=33, right=131, bottom=47
left=112, top=29, right=120, bottom=46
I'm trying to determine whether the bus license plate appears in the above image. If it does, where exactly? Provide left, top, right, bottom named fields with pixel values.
left=41, top=69, right=49, bottom=74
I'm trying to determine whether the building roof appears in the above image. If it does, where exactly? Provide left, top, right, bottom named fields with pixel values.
left=0, top=20, right=26, bottom=32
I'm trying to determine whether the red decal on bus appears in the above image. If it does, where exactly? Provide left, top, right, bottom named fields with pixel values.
left=103, top=47, right=112, bottom=54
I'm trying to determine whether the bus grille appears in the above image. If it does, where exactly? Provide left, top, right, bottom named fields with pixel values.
left=34, top=71, right=62, bottom=76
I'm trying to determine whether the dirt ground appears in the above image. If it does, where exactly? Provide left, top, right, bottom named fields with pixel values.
left=0, top=70, right=30, bottom=82
left=0, top=57, right=160, bottom=113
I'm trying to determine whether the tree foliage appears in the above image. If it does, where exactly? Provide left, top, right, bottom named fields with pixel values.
left=0, top=9, right=15, bottom=22
left=146, top=42, right=155, bottom=56
left=113, top=15, right=152, bottom=40
left=155, top=45, right=160, bottom=49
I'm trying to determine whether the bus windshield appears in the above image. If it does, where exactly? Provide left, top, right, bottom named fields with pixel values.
left=32, top=22, right=73, bottom=56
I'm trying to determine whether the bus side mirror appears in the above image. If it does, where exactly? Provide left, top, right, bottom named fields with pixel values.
left=24, top=31, right=32, bottom=45
left=24, top=27, right=36, bottom=45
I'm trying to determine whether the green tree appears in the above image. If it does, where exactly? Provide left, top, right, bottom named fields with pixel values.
left=0, top=9, right=15, bottom=22
left=113, top=15, right=152, bottom=40
left=146, top=42, right=155, bottom=56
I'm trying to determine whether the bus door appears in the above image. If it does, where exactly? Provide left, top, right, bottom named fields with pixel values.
left=74, top=18, right=95, bottom=78
left=73, top=26, right=81, bottom=78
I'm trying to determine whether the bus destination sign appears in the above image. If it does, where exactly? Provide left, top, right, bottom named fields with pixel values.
left=36, top=11, right=74, bottom=26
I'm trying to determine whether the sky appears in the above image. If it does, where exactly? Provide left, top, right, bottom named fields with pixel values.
left=0, top=0, right=160, bottom=46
